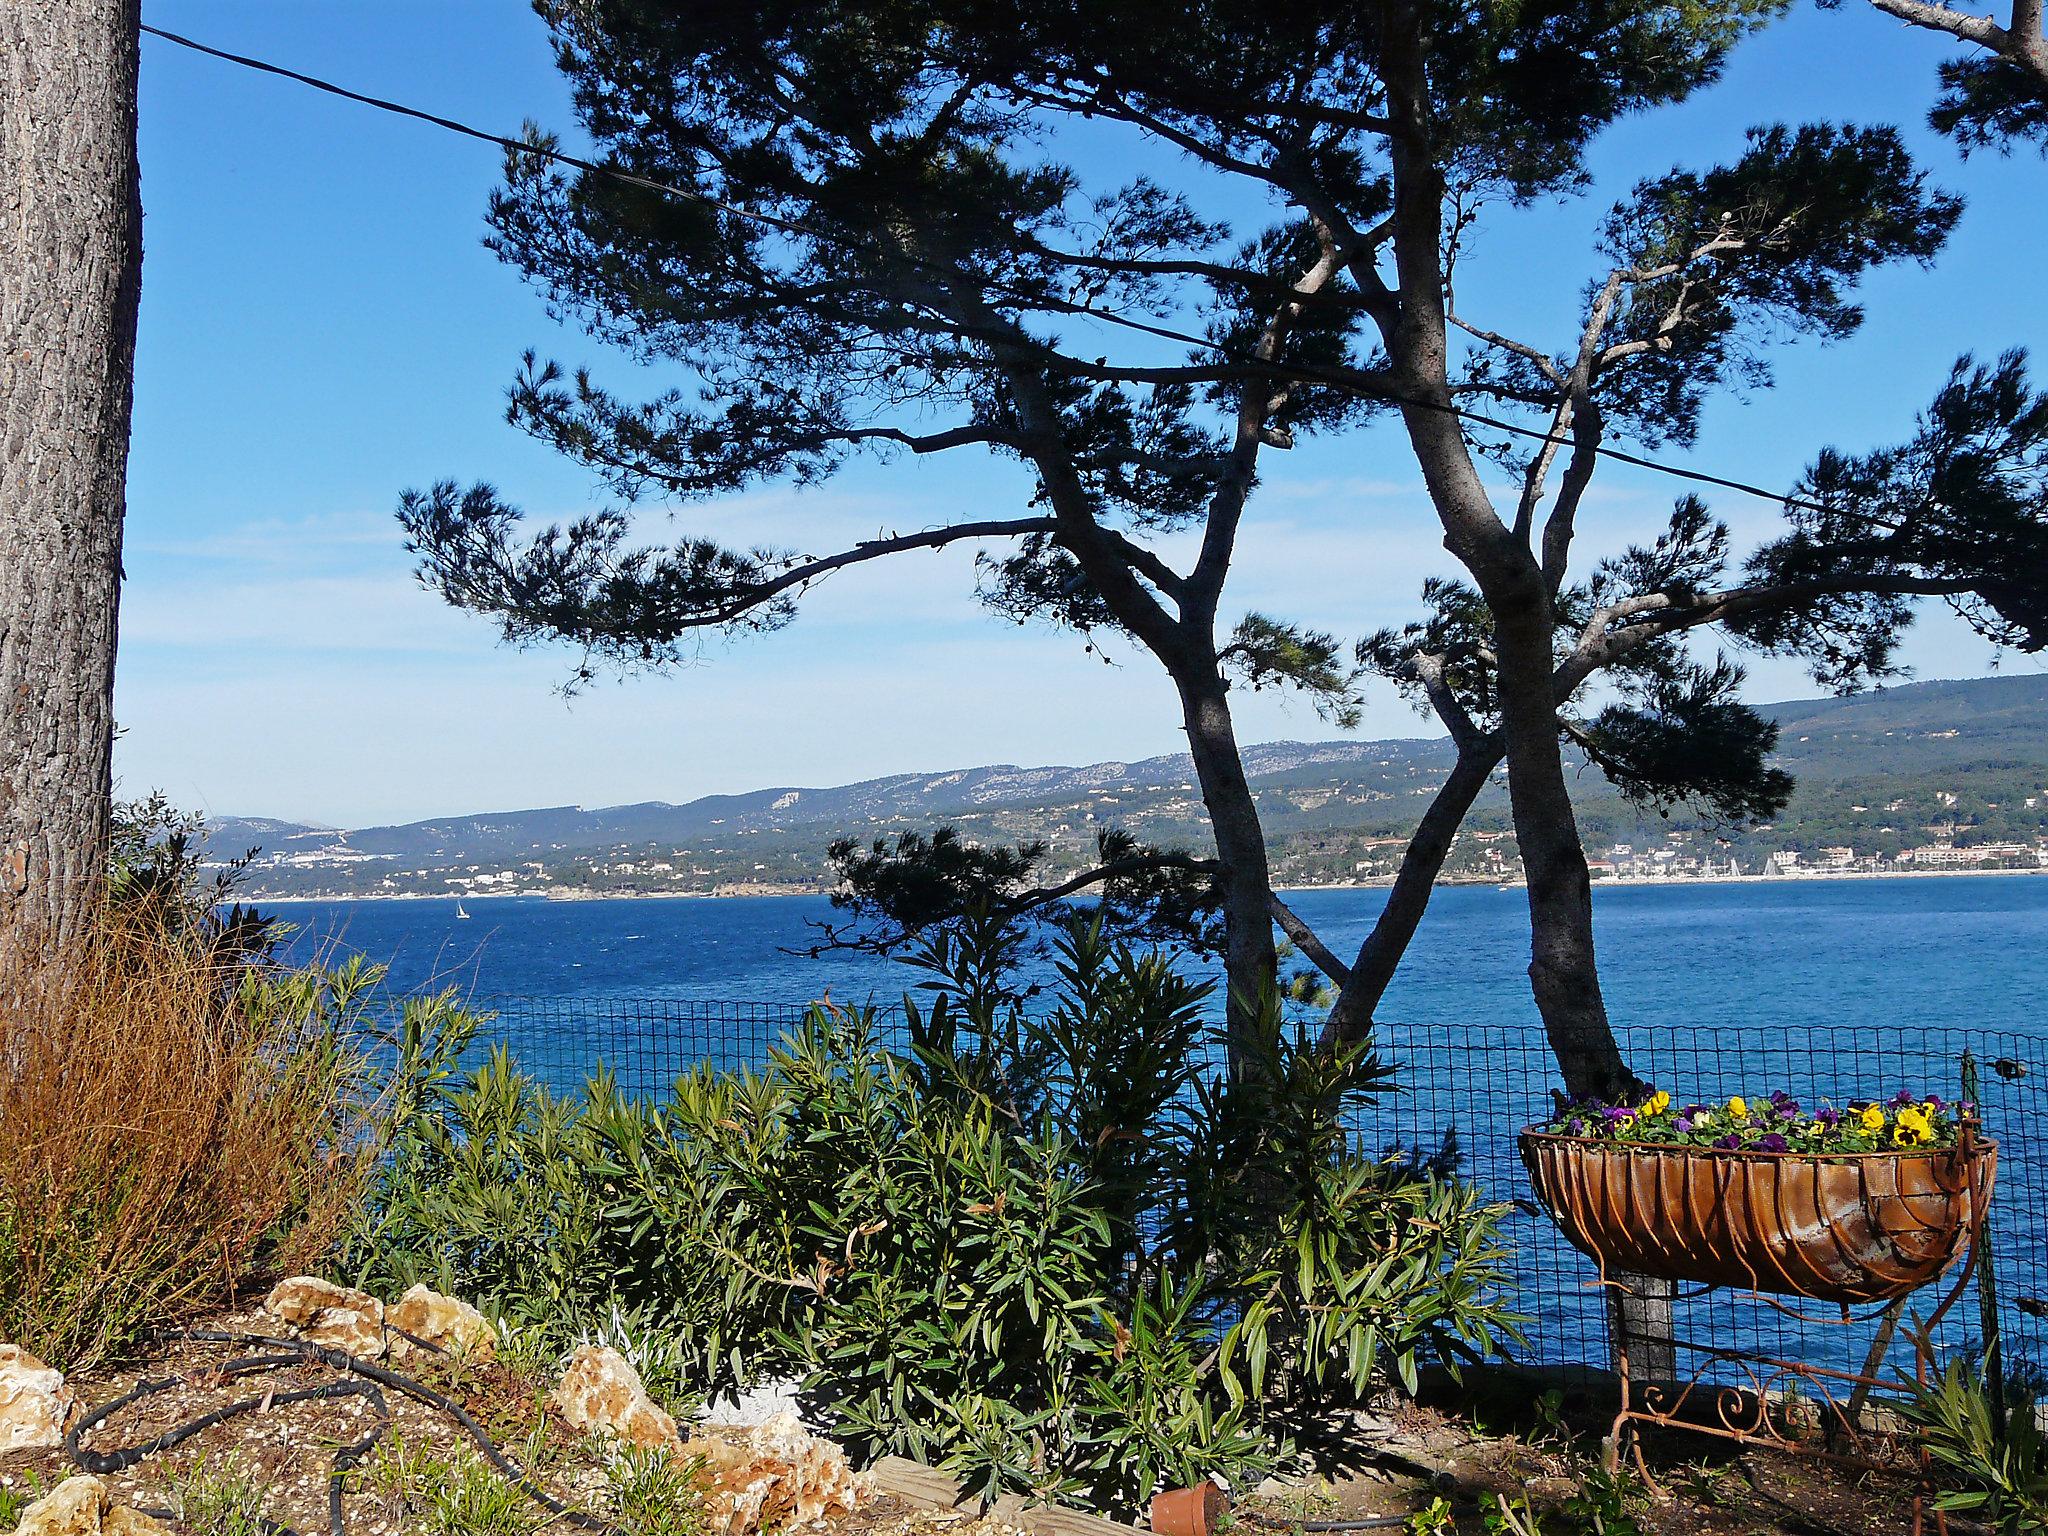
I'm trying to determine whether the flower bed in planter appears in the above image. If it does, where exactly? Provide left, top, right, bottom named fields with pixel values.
left=1519, top=1091, right=1996, bottom=1304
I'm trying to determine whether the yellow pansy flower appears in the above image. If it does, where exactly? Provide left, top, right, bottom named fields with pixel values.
left=1860, top=1104, right=1886, bottom=1133
left=1728, top=1096, right=1749, bottom=1121
left=1645, top=1090, right=1672, bottom=1116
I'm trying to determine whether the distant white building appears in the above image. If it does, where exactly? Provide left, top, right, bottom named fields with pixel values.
left=1898, top=842, right=2036, bottom=867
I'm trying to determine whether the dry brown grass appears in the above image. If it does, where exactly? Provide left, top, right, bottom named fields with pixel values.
left=0, top=913, right=366, bottom=1368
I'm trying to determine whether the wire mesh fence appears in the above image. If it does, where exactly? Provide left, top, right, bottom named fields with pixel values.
left=476, top=994, right=2048, bottom=1383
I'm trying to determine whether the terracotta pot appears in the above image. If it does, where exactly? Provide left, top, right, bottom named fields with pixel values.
left=1149, top=1481, right=1226, bottom=1536
left=1518, top=1129, right=1996, bottom=1304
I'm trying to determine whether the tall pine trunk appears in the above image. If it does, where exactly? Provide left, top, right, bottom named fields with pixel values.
left=1492, top=596, right=1673, bottom=1374
left=0, top=0, right=142, bottom=955
left=1490, top=601, right=1638, bottom=1102
left=1179, top=673, right=1278, bottom=1068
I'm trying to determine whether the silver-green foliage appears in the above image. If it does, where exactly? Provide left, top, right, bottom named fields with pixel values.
left=345, top=922, right=1523, bottom=1516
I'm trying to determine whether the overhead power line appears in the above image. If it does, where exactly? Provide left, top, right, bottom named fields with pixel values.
left=141, top=21, right=1838, bottom=519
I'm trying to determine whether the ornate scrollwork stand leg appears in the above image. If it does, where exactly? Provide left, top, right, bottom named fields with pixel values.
left=1600, top=1124, right=1991, bottom=1536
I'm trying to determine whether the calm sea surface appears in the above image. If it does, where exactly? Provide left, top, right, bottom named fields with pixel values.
left=266, top=875, right=2048, bottom=1034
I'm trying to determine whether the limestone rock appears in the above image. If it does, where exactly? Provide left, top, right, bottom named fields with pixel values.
left=262, top=1276, right=386, bottom=1358
left=683, top=1411, right=862, bottom=1535
left=6, top=1475, right=100, bottom=1536
left=0, top=1344, right=74, bottom=1451
left=8, top=1476, right=173, bottom=1536
left=387, top=1284, right=496, bottom=1361
left=550, top=1345, right=680, bottom=1452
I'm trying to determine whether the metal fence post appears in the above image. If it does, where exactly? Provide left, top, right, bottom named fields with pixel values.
left=1962, top=1050, right=2009, bottom=1444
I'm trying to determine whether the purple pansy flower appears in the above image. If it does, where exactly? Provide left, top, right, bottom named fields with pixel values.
left=1891, top=1089, right=1916, bottom=1108
left=1714, top=1134, right=1743, bottom=1150
left=1816, top=1107, right=1842, bottom=1128
left=1756, top=1133, right=1789, bottom=1152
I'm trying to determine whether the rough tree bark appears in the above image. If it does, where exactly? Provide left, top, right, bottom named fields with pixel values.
left=1489, top=600, right=1639, bottom=1099
left=1866, top=0, right=2048, bottom=94
left=1371, top=16, right=1637, bottom=1103
left=0, top=0, right=142, bottom=958
left=1179, top=672, right=1280, bottom=1059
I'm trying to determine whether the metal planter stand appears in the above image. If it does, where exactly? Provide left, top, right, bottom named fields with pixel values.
left=1521, top=1120, right=1998, bottom=1534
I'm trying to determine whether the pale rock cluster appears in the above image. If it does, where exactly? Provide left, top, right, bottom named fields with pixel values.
left=547, top=1346, right=861, bottom=1534
left=0, top=1345, right=73, bottom=1453
left=5, top=1476, right=170, bottom=1536
left=691, top=1411, right=864, bottom=1536
left=260, top=1277, right=496, bottom=1361
left=550, top=1344, right=683, bottom=1450
left=3, top=1285, right=856, bottom=1536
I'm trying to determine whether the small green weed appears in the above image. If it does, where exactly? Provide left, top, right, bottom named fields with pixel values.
left=1258, top=1478, right=1338, bottom=1526
left=493, top=1321, right=562, bottom=1393
left=424, top=1448, right=536, bottom=1536
left=363, top=1430, right=545, bottom=1536
left=1556, top=1465, right=1647, bottom=1536
left=172, top=1452, right=273, bottom=1536
left=605, top=1443, right=707, bottom=1536
left=0, top=1474, right=47, bottom=1531
left=1676, top=1458, right=1740, bottom=1508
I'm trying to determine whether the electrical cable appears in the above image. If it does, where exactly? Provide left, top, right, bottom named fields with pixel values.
left=138, top=22, right=1842, bottom=520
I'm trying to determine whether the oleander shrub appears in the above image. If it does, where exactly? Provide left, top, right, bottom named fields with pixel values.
left=0, top=920, right=373, bottom=1369
left=345, top=922, right=1523, bottom=1515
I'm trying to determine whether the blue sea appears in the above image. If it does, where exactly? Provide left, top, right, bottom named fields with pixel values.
left=266, top=877, right=2048, bottom=1373
left=267, top=875, right=2048, bottom=1036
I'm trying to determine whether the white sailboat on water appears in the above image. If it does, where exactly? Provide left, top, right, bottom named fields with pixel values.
left=455, top=901, right=471, bottom=919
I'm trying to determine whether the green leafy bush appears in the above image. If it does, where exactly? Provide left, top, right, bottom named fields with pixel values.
left=1902, top=1356, right=2048, bottom=1528
left=344, top=923, right=1522, bottom=1515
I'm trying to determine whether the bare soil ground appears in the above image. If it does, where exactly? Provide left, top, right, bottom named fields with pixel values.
left=0, top=1306, right=937, bottom=1536
left=1231, top=1368, right=1957, bottom=1534
left=0, top=1318, right=1956, bottom=1536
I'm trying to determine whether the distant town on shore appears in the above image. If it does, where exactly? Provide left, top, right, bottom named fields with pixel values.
left=216, top=673, right=2048, bottom=902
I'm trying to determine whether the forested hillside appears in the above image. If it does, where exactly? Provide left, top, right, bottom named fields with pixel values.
left=216, top=674, right=2048, bottom=897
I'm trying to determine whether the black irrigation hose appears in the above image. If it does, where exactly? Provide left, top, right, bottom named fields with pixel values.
left=68, top=1359, right=386, bottom=1472
left=63, top=1330, right=617, bottom=1536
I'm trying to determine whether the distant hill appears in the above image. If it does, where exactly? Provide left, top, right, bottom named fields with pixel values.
left=216, top=672, right=2048, bottom=898
left=209, top=737, right=1459, bottom=865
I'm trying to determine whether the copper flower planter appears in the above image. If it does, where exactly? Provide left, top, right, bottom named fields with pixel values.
left=1519, top=1129, right=1997, bottom=1304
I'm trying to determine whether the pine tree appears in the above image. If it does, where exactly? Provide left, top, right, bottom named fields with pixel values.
left=0, top=0, right=142, bottom=957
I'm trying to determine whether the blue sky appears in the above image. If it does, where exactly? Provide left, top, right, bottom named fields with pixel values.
left=119, top=2, right=2046, bottom=827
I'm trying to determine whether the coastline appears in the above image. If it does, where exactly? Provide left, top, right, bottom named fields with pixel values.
left=1290, top=865, right=2048, bottom=894
left=249, top=863, right=2048, bottom=903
